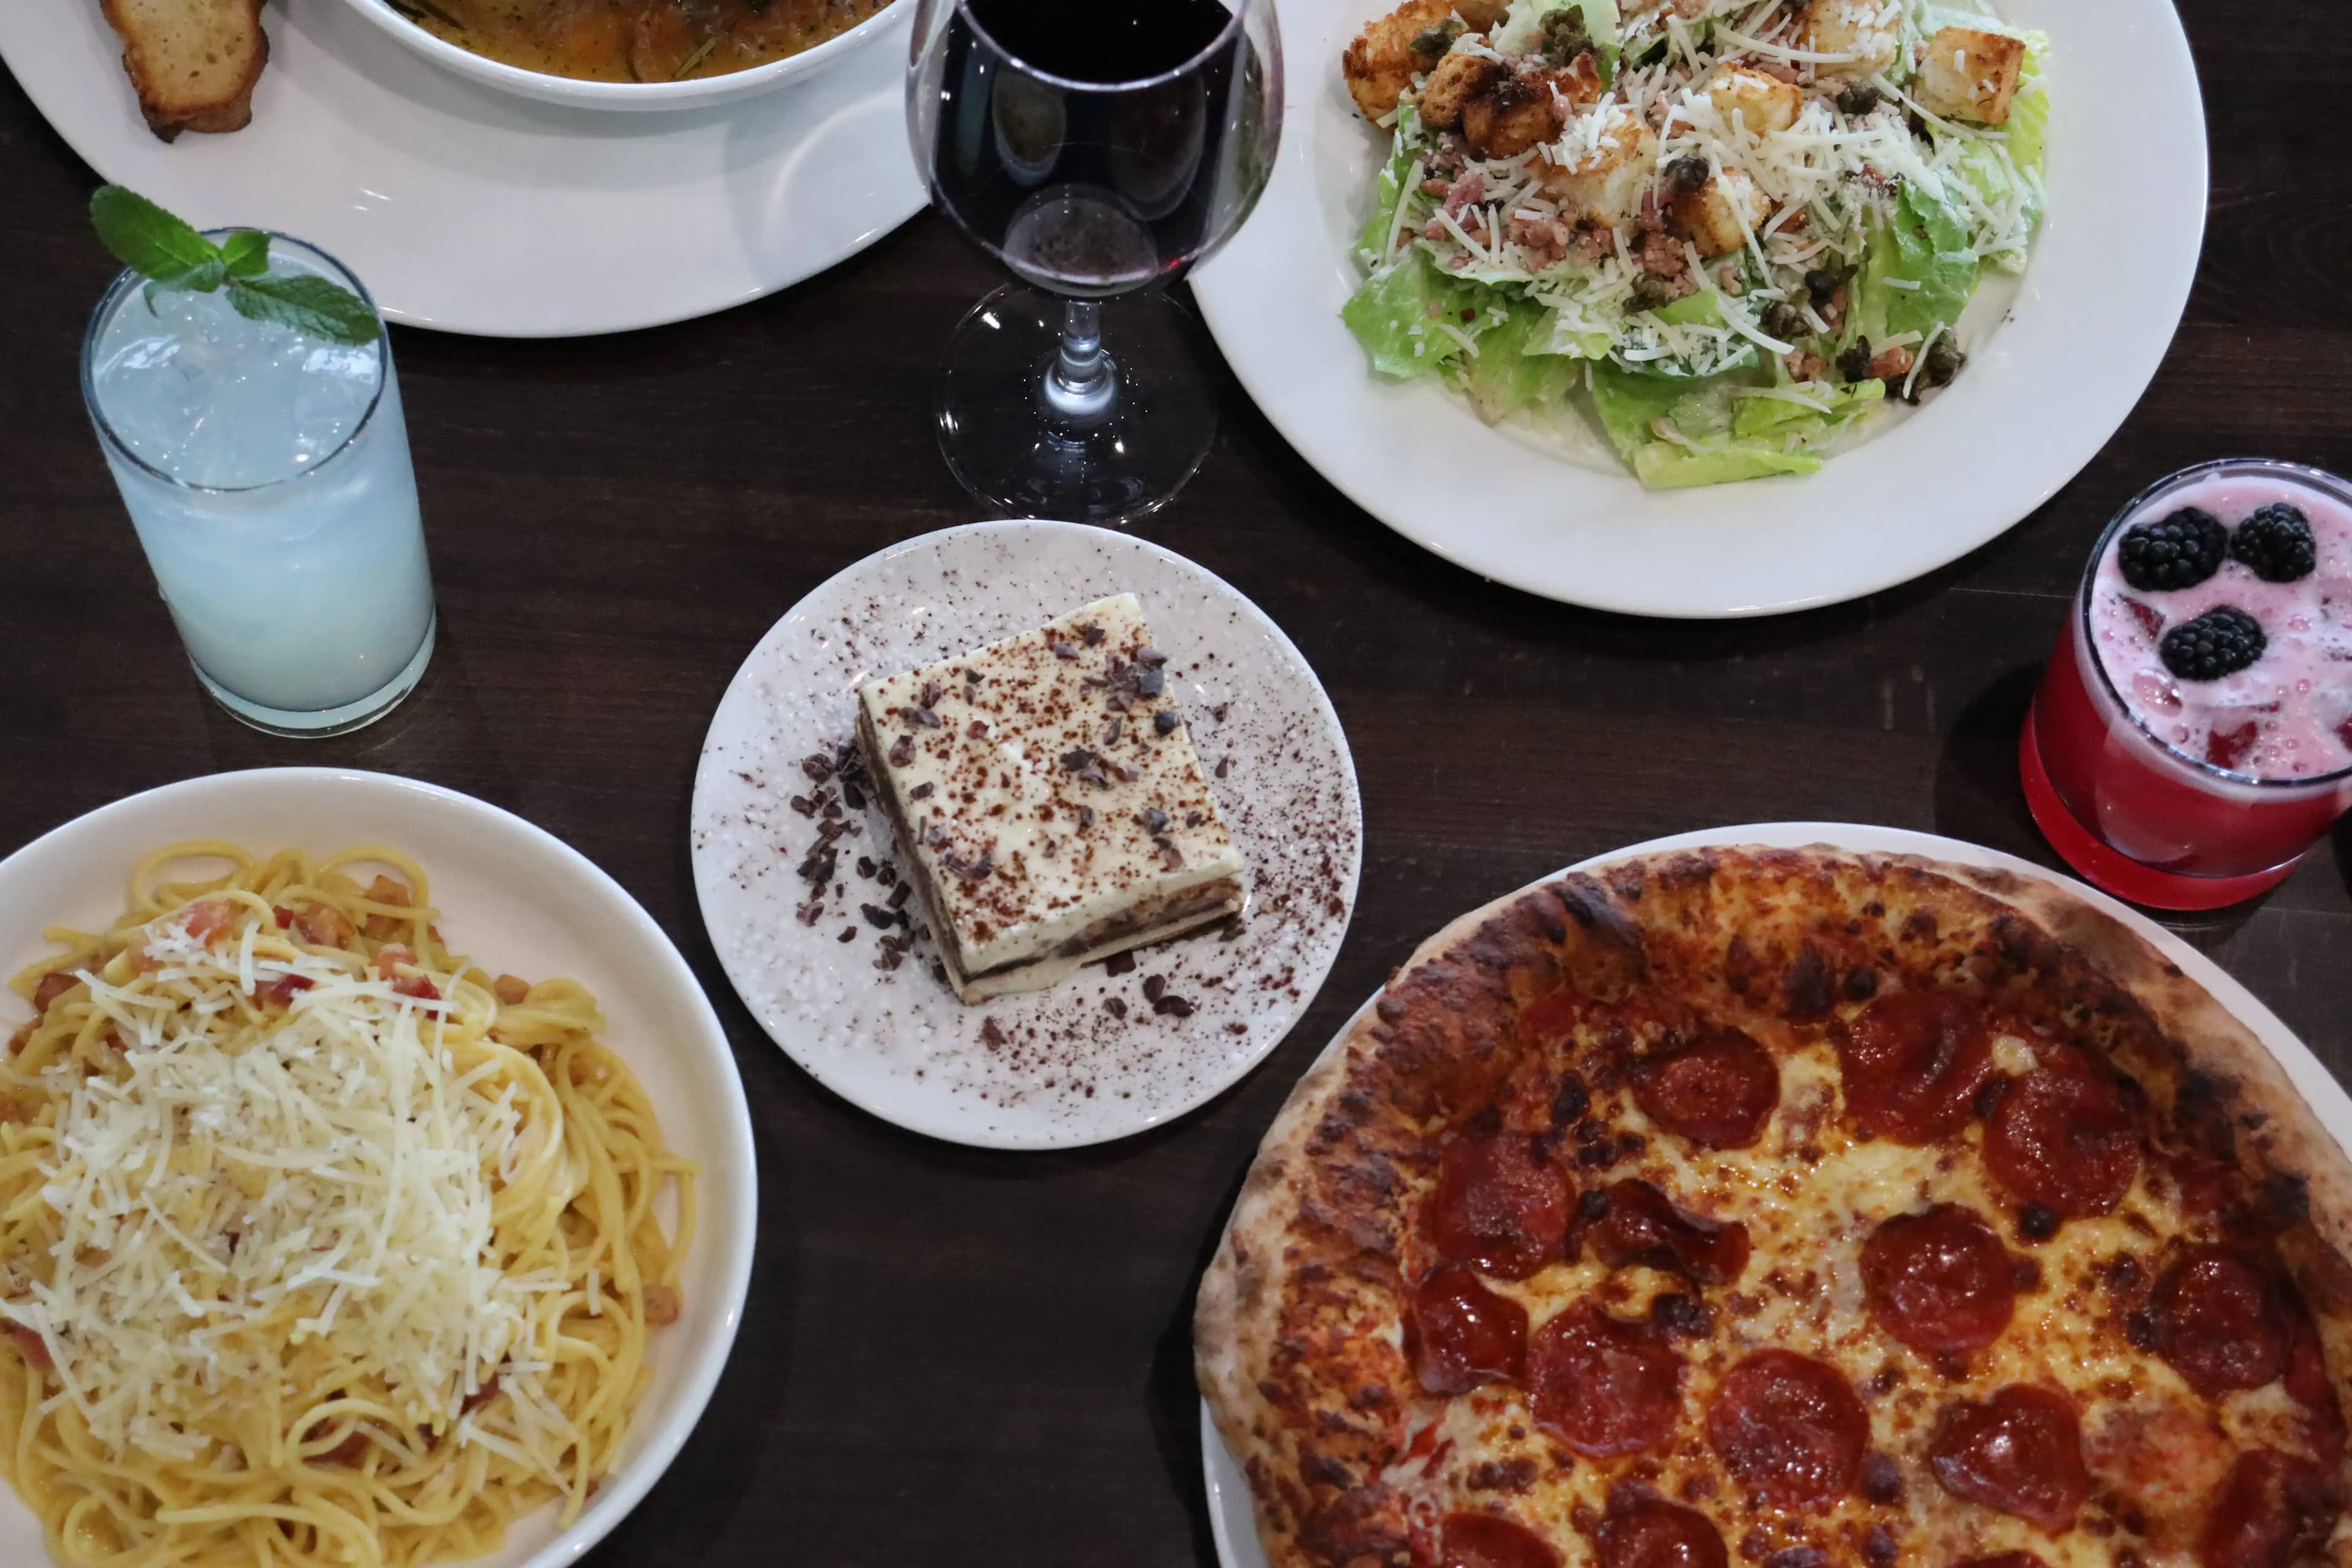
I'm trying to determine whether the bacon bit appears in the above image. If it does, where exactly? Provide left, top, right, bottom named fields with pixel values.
left=292, top=903, right=355, bottom=948
left=492, top=974, right=531, bottom=1006
left=393, top=974, right=442, bottom=1003
left=641, top=1283, right=684, bottom=1325
left=31, top=971, right=77, bottom=1013
left=460, top=1374, right=500, bottom=1415
left=314, top=1428, right=372, bottom=1466
left=273, top=906, right=295, bottom=929
left=6, top=1023, right=29, bottom=1059
left=372, top=944, right=414, bottom=981
left=365, top=875, right=412, bottom=909
left=0, top=1093, right=31, bottom=1125
left=7, top=1324, right=51, bottom=1370
left=1442, top=169, right=1486, bottom=217
left=1869, top=344, right=1917, bottom=380
left=1786, top=350, right=1832, bottom=382
left=180, top=899, right=236, bottom=946
left=254, top=974, right=314, bottom=1007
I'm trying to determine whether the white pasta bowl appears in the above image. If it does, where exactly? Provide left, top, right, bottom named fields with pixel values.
left=0, top=767, right=758, bottom=1568
left=334, top=0, right=904, bottom=111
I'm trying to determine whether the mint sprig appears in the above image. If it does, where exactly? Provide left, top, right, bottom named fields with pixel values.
left=90, top=186, right=381, bottom=348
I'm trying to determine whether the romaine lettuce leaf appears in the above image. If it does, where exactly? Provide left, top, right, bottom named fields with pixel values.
left=1633, top=443, right=1822, bottom=488
left=1856, top=181, right=1978, bottom=342
left=2007, top=34, right=2051, bottom=173
left=1456, top=301, right=1584, bottom=422
left=1496, top=0, right=1619, bottom=77
left=1342, top=251, right=1494, bottom=380
left=1355, top=107, right=1425, bottom=266
left=1732, top=378, right=1885, bottom=442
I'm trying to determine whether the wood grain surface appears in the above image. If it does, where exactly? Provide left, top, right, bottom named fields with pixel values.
left=2, top=3, right=2348, bottom=1561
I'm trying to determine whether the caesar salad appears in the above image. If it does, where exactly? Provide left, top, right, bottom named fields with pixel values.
left=1340, top=0, right=2049, bottom=489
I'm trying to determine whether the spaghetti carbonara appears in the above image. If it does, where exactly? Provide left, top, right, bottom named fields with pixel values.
left=0, top=843, right=695, bottom=1568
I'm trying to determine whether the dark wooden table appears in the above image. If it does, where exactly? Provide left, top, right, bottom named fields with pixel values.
left=2, top=6, right=2348, bottom=1560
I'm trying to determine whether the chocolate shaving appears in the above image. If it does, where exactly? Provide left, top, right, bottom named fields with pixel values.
left=1080, top=622, right=1106, bottom=645
left=1153, top=710, right=1180, bottom=735
left=965, top=668, right=982, bottom=684
left=980, top=1017, right=1006, bottom=1049
left=1101, top=718, right=1123, bottom=746
left=1104, top=758, right=1139, bottom=783
left=788, top=796, right=815, bottom=818
left=910, top=782, right=933, bottom=800
left=838, top=927, right=857, bottom=943
left=860, top=904, right=897, bottom=929
left=888, top=882, right=912, bottom=908
left=801, top=754, right=834, bottom=783
left=856, top=856, right=876, bottom=878
left=1060, top=748, right=1096, bottom=773
left=1104, top=951, right=1136, bottom=976
left=1077, top=806, right=1095, bottom=829
left=1133, top=646, right=1167, bottom=668
left=906, top=705, right=941, bottom=729
left=1141, top=807, right=1169, bottom=832
left=1050, top=639, right=1080, bottom=660
left=1153, top=993, right=1194, bottom=1018
left=1105, top=998, right=1127, bottom=1019
left=968, top=720, right=990, bottom=740
left=921, top=680, right=943, bottom=708
left=940, top=848, right=994, bottom=882
left=1214, top=757, right=1232, bottom=779
left=1134, top=668, right=1165, bottom=698
left=842, top=780, right=865, bottom=810
left=888, top=735, right=915, bottom=768
left=1156, top=839, right=1185, bottom=870
left=1143, top=974, right=1166, bottom=1003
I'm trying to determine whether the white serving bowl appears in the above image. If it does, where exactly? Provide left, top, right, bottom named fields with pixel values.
left=0, top=767, right=758, bottom=1568
left=336, top=0, right=903, bottom=111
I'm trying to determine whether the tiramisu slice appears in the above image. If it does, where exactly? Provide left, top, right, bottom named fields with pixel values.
left=854, top=594, right=1247, bottom=1003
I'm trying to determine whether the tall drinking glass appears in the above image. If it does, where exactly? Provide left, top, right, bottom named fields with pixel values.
left=81, top=235, right=435, bottom=737
left=2021, top=459, right=2352, bottom=909
left=908, top=0, right=1282, bottom=521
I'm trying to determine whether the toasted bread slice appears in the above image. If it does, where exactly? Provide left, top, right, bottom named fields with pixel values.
left=99, top=0, right=270, bottom=142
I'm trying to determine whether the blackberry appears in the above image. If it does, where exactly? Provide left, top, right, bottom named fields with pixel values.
left=2158, top=606, right=2266, bottom=682
left=2228, top=502, right=2317, bottom=582
left=2116, top=507, right=2226, bottom=592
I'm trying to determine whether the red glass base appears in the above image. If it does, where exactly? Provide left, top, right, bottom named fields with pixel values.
left=2019, top=715, right=2301, bottom=911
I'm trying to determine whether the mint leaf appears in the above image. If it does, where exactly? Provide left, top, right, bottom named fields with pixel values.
left=219, top=230, right=272, bottom=279
left=225, top=273, right=382, bottom=347
left=91, top=185, right=221, bottom=285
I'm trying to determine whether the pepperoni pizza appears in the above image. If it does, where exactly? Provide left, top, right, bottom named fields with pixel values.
left=1196, top=848, right=2352, bottom=1568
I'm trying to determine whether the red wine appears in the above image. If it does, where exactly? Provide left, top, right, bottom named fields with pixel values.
left=922, top=0, right=1271, bottom=296
left=967, top=0, right=1232, bottom=85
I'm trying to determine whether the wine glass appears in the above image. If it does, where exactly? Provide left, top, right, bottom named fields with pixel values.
left=907, top=0, right=1282, bottom=521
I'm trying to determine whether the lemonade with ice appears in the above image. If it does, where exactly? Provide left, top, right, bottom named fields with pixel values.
left=83, top=227, right=433, bottom=733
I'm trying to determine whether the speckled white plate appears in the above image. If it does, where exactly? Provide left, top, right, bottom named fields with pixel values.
left=690, top=522, right=1363, bottom=1150
left=1198, top=821, right=2340, bottom=1568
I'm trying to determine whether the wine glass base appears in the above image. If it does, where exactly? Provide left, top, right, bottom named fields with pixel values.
left=936, top=285, right=1216, bottom=524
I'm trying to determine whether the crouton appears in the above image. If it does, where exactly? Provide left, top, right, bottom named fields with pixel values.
left=1462, top=67, right=1566, bottom=157
left=1454, top=0, right=1511, bottom=26
left=1419, top=50, right=1505, bottom=130
left=1795, top=0, right=1902, bottom=78
left=1665, top=166, right=1770, bottom=258
left=1706, top=65, right=1803, bottom=136
left=1537, top=117, right=1657, bottom=229
left=1537, top=53, right=1606, bottom=115
left=1341, top=0, right=1457, bottom=122
left=1913, top=25, right=2027, bottom=124
left=100, top=0, right=269, bottom=141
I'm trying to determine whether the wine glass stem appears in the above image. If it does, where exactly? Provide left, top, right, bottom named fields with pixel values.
left=1042, top=299, right=1116, bottom=426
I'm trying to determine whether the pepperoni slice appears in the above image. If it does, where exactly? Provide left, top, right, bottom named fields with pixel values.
left=1528, top=1303, right=1683, bottom=1458
left=1705, top=1351, right=1868, bottom=1510
left=1982, top=1048, right=2140, bottom=1218
left=1443, top=1513, right=1561, bottom=1568
left=2149, top=1246, right=2291, bottom=1399
left=1836, top=991, right=1996, bottom=1144
left=1578, top=1181, right=1752, bottom=1288
left=1408, top=1264, right=1529, bottom=1396
left=2196, top=1449, right=2339, bottom=1568
left=1860, top=1204, right=2017, bottom=1356
left=1425, top=1133, right=1572, bottom=1281
left=1630, top=1028, right=1780, bottom=1150
left=1926, top=1385, right=2091, bottom=1530
left=1593, top=1496, right=1728, bottom=1568
left=2282, top=1294, right=2347, bottom=1463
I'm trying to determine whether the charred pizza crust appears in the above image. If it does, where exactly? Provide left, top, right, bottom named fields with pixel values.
left=1196, top=846, right=2352, bottom=1568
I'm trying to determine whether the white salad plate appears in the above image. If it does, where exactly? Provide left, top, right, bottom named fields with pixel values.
left=1197, top=820, right=2350, bottom=1567
left=1189, top=0, right=2207, bottom=617
left=691, top=520, right=1365, bottom=1151
left=0, top=0, right=925, bottom=336
left=0, top=768, right=758, bottom=1568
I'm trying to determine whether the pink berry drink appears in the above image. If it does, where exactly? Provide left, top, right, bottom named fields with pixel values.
left=2022, top=459, right=2352, bottom=910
